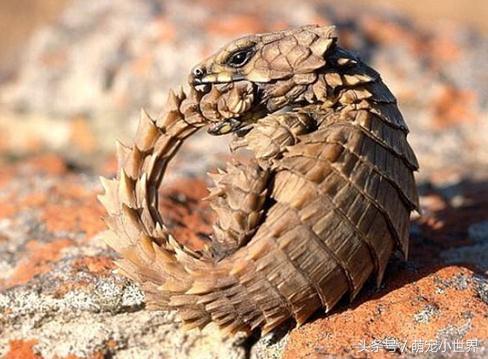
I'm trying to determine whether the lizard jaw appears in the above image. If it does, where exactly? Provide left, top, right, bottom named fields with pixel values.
left=193, top=83, right=211, bottom=94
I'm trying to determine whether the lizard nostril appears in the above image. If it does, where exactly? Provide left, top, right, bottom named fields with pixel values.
left=193, top=66, right=205, bottom=78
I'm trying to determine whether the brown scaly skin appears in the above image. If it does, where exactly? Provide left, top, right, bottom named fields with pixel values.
left=99, top=25, right=419, bottom=336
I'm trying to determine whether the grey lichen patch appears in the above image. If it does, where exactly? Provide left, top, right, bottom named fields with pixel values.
left=473, top=275, right=488, bottom=305
left=250, top=324, right=290, bottom=359
left=110, top=315, right=246, bottom=359
left=120, top=281, right=145, bottom=309
left=434, top=273, right=473, bottom=294
left=92, top=277, right=145, bottom=313
left=413, top=303, right=440, bottom=324
left=450, top=274, right=470, bottom=291
left=31, top=313, right=128, bottom=358
left=0, top=275, right=141, bottom=330
left=2, top=308, right=246, bottom=359
left=436, top=320, right=472, bottom=342
left=0, top=211, right=48, bottom=279
left=0, top=275, right=248, bottom=359
left=0, top=242, right=275, bottom=359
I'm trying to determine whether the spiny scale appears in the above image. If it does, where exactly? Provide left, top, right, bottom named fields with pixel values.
left=99, top=25, right=419, bottom=336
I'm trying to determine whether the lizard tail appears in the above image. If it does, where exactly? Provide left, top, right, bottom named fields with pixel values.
left=98, top=88, right=271, bottom=335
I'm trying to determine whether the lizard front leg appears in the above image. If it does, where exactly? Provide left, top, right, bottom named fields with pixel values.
left=231, top=110, right=319, bottom=167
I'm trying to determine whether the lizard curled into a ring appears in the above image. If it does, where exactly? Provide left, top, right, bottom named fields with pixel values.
left=99, top=25, right=419, bottom=336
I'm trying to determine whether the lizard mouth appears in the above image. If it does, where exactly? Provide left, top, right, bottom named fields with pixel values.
left=193, top=83, right=211, bottom=93
left=190, top=79, right=265, bottom=136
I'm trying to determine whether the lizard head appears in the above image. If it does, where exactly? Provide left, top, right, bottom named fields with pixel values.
left=189, top=25, right=337, bottom=135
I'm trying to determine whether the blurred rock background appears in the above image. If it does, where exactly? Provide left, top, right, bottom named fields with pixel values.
left=0, top=0, right=486, bottom=358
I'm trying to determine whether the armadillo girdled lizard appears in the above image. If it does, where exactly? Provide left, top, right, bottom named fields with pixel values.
left=99, top=25, right=419, bottom=336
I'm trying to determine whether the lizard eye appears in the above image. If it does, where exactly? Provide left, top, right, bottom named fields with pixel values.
left=226, top=48, right=254, bottom=68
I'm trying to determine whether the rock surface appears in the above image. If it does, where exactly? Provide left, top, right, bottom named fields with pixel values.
left=0, top=0, right=487, bottom=358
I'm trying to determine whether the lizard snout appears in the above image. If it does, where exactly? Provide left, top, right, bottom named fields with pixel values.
left=190, top=65, right=206, bottom=84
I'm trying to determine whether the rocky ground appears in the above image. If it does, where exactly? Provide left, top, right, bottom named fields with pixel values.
left=0, top=0, right=487, bottom=358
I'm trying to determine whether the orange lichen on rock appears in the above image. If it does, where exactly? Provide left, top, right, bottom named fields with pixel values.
left=427, top=34, right=461, bottom=63
left=69, top=116, right=98, bottom=154
left=159, top=178, right=214, bottom=251
left=0, top=166, right=14, bottom=189
left=41, top=181, right=105, bottom=237
left=283, top=266, right=487, bottom=358
left=432, top=86, right=477, bottom=128
left=130, top=53, right=155, bottom=77
left=0, top=194, right=17, bottom=218
left=4, top=339, right=41, bottom=359
left=23, top=153, right=68, bottom=176
left=0, top=156, right=106, bottom=235
left=153, top=18, right=176, bottom=42
left=361, top=16, right=418, bottom=49
left=71, top=256, right=115, bottom=276
left=4, top=239, right=73, bottom=289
